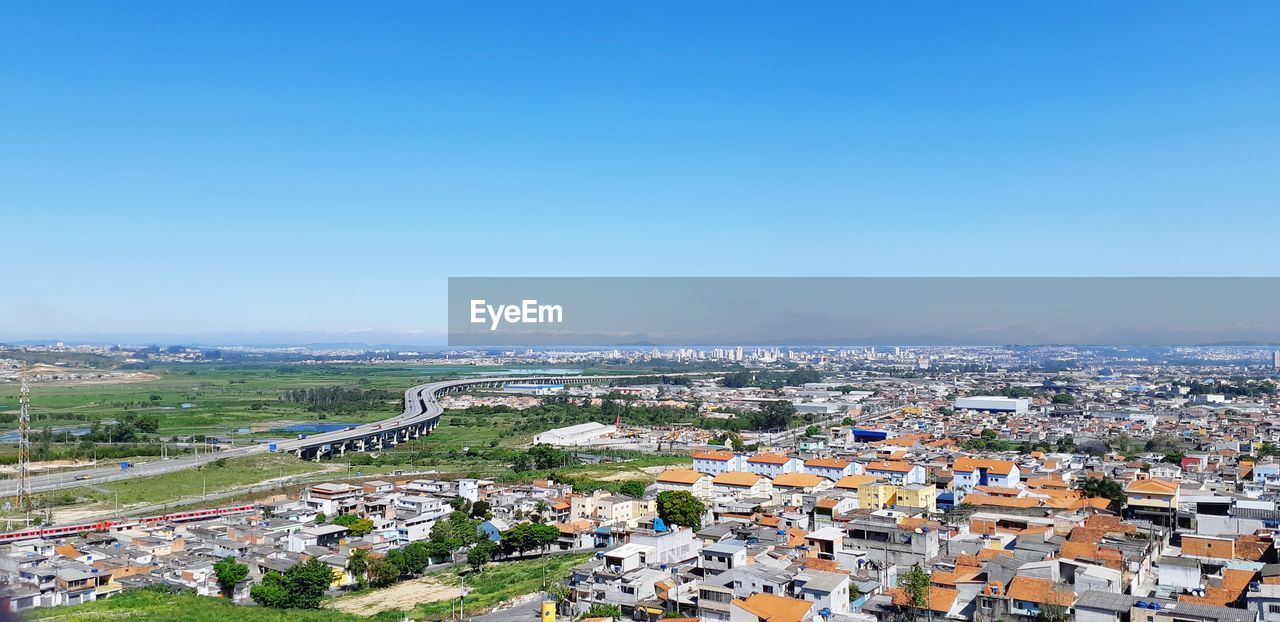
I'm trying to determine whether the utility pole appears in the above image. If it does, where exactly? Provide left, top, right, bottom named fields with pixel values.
left=16, top=365, right=32, bottom=511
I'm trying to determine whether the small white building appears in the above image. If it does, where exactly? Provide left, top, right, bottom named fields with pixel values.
left=954, top=396, right=1030, bottom=414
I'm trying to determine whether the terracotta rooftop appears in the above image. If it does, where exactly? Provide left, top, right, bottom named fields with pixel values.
left=731, top=592, right=813, bottom=622
left=1005, top=576, right=1076, bottom=607
left=952, top=457, right=1016, bottom=475
left=1126, top=478, right=1179, bottom=495
left=772, top=472, right=827, bottom=489
left=656, top=469, right=706, bottom=485
left=887, top=586, right=959, bottom=613
left=713, top=471, right=767, bottom=487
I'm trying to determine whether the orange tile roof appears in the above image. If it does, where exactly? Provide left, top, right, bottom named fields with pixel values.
left=873, top=432, right=932, bottom=447
left=961, top=494, right=1040, bottom=508
left=1026, top=477, right=1068, bottom=489
left=656, top=469, right=706, bottom=485
left=1180, top=568, right=1254, bottom=606
left=802, top=557, right=846, bottom=573
left=815, top=498, right=840, bottom=509
left=887, top=586, right=959, bottom=613
left=772, top=472, right=827, bottom=489
left=930, top=567, right=981, bottom=586
left=976, top=548, right=1015, bottom=561
left=786, top=527, right=807, bottom=547
left=748, top=452, right=794, bottom=465
left=973, top=485, right=1024, bottom=496
left=804, top=457, right=851, bottom=469
left=1126, top=478, right=1179, bottom=495
left=1059, top=541, right=1123, bottom=570
left=713, top=471, right=766, bottom=487
left=866, top=461, right=915, bottom=473
left=1006, top=576, right=1075, bottom=607
left=834, top=474, right=881, bottom=489
left=731, top=593, right=813, bottom=622
left=693, top=450, right=738, bottom=461
left=952, top=457, right=1015, bottom=475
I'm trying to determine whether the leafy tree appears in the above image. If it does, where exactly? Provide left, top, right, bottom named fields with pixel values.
left=584, top=604, right=623, bottom=619
left=314, top=512, right=326, bottom=524
left=1076, top=476, right=1127, bottom=506
left=468, top=539, right=497, bottom=571
left=430, top=511, right=482, bottom=553
left=449, top=497, right=473, bottom=515
left=1051, top=392, right=1076, bottom=405
left=501, top=522, right=560, bottom=556
left=249, top=572, right=291, bottom=608
left=528, top=444, right=567, bottom=470
left=332, top=513, right=375, bottom=537
left=1039, top=603, right=1069, bottom=622
left=347, top=549, right=370, bottom=589
left=804, top=425, right=821, bottom=437
left=750, top=400, right=795, bottom=430
left=470, top=500, right=492, bottom=519
left=368, top=558, right=400, bottom=588
left=213, top=556, right=249, bottom=598
left=898, top=563, right=931, bottom=609
left=251, top=558, right=334, bottom=609
left=403, top=541, right=432, bottom=575
left=618, top=480, right=647, bottom=499
left=384, top=549, right=408, bottom=575
left=657, top=490, right=704, bottom=531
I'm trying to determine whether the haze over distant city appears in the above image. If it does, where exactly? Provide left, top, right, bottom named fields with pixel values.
left=3, top=2, right=1279, bottom=344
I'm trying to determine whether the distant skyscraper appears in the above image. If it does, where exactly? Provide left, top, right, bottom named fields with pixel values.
left=1274, top=350, right=1280, bottom=370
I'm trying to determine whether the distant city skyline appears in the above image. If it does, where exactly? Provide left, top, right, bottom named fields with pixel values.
left=3, top=2, right=1279, bottom=341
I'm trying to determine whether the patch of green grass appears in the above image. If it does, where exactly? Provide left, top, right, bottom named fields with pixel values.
left=408, top=552, right=594, bottom=619
left=27, top=588, right=406, bottom=622
left=92, top=453, right=327, bottom=507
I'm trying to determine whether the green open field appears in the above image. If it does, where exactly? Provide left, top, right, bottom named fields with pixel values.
left=0, top=362, right=655, bottom=450
left=401, top=552, right=592, bottom=620
left=26, top=589, right=407, bottom=622
left=31, top=552, right=594, bottom=621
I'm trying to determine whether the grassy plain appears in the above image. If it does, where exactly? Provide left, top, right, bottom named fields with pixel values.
left=26, top=589, right=407, bottom=622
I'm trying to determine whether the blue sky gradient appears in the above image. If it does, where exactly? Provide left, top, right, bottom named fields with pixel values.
left=2, top=2, right=1278, bottom=342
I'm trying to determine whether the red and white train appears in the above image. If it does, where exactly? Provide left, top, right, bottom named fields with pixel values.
left=0, top=504, right=259, bottom=543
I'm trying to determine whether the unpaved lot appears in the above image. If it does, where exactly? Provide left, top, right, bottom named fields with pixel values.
left=599, top=465, right=669, bottom=481
left=330, top=577, right=460, bottom=615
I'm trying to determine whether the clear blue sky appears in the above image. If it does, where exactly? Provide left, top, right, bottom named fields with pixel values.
left=2, top=2, right=1278, bottom=343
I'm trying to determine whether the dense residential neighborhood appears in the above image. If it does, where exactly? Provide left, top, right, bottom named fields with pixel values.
left=4, top=345, right=1280, bottom=622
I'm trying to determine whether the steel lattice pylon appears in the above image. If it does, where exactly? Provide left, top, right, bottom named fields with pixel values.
left=16, top=365, right=31, bottom=510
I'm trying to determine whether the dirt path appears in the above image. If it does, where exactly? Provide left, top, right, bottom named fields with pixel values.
left=330, top=576, right=461, bottom=615
left=599, top=464, right=668, bottom=481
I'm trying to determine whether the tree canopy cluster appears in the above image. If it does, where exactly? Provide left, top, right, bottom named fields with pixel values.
left=280, top=385, right=399, bottom=413
left=250, top=558, right=335, bottom=609
left=657, top=490, right=705, bottom=531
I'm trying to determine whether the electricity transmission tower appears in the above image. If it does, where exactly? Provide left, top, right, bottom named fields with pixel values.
left=16, top=365, right=32, bottom=510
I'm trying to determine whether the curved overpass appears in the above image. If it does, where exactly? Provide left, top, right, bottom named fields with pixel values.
left=278, top=374, right=662, bottom=460
left=0, top=374, right=691, bottom=496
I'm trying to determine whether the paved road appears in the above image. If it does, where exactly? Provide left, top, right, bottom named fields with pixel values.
left=473, top=598, right=541, bottom=622
left=0, top=373, right=694, bottom=498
